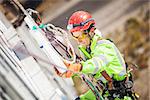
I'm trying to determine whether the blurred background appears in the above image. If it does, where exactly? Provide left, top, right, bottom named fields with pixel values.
left=0, top=0, right=149, bottom=100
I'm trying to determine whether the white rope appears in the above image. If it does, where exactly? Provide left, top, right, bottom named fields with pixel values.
left=44, top=24, right=76, bottom=64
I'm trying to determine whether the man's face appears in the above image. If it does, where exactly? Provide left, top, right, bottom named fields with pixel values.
left=71, top=31, right=91, bottom=47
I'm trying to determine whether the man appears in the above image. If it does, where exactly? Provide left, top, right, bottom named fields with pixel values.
left=59, top=11, right=136, bottom=100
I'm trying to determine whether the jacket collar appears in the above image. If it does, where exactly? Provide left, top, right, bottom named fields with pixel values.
left=90, top=29, right=103, bottom=51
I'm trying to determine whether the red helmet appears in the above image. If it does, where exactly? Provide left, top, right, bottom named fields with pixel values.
left=67, top=11, right=95, bottom=33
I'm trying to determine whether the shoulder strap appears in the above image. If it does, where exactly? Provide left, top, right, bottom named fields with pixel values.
left=101, top=71, right=113, bottom=90
left=106, top=38, right=114, bottom=43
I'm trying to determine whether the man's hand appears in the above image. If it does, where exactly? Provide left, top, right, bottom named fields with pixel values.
left=54, top=66, right=72, bottom=78
left=54, top=61, right=82, bottom=78
left=63, top=61, right=82, bottom=78
left=64, top=61, right=82, bottom=72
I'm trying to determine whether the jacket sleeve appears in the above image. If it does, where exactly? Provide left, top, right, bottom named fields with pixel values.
left=80, top=40, right=125, bottom=75
left=81, top=57, right=105, bottom=74
left=80, top=40, right=112, bottom=74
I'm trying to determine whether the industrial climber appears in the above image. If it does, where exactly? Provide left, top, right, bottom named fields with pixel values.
left=59, top=10, right=139, bottom=100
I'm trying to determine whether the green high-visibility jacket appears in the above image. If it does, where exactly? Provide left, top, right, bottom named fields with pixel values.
left=78, top=29, right=127, bottom=82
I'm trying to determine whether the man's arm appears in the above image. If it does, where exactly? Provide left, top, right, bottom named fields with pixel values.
left=81, top=56, right=105, bottom=74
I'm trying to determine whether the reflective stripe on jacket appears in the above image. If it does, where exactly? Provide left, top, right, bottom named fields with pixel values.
left=79, top=29, right=126, bottom=82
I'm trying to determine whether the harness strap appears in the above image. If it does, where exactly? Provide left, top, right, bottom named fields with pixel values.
left=101, top=71, right=113, bottom=90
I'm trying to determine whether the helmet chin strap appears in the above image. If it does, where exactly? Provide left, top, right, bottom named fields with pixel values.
left=84, top=28, right=95, bottom=40
left=86, top=28, right=97, bottom=53
left=80, top=31, right=92, bottom=53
